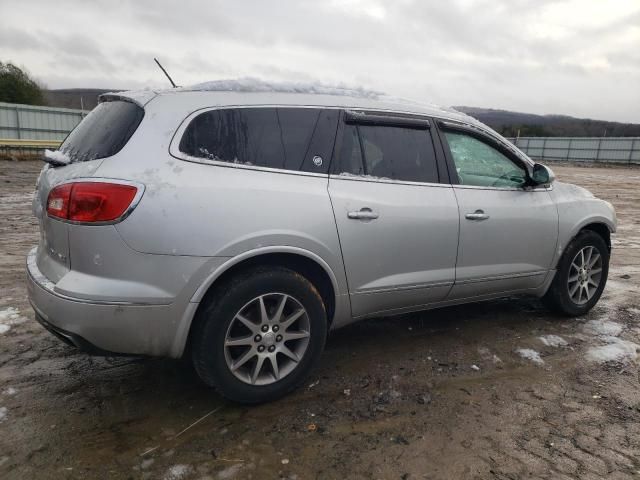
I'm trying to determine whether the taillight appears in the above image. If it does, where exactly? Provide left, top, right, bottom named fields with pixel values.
left=47, top=182, right=139, bottom=223
left=46, top=183, right=72, bottom=219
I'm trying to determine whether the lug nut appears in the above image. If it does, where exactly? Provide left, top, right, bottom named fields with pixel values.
left=272, top=325, right=279, bottom=332
left=276, top=335, right=283, bottom=342
left=268, top=345, right=276, bottom=353
left=258, top=345, right=265, bottom=352
left=261, top=325, right=269, bottom=332
left=254, top=334, right=262, bottom=342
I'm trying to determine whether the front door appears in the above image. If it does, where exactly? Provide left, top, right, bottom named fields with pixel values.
left=439, top=126, right=558, bottom=299
left=328, top=113, right=459, bottom=318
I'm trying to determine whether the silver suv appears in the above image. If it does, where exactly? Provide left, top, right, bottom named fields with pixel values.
left=27, top=84, right=616, bottom=403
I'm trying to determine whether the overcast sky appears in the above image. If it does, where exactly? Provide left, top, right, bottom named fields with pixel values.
left=1, top=0, right=639, bottom=122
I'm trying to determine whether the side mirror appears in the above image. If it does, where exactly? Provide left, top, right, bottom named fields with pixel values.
left=531, top=163, right=555, bottom=186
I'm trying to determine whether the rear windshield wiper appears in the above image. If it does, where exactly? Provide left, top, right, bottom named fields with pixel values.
left=42, top=149, right=71, bottom=167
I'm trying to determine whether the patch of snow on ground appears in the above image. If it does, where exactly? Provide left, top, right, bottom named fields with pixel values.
left=539, top=335, right=568, bottom=347
left=583, top=319, right=623, bottom=337
left=2, top=388, right=16, bottom=396
left=217, top=463, right=244, bottom=479
left=0, top=307, right=20, bottom=322
left=0, top=307, right=26, bottom=334
left=164, top=464, right=192, bottom=480
left=586, top=336, right=639, bottom=363
left=516, top=348, right=544, bottom=365
left=0, top=407, right=7, bottom=422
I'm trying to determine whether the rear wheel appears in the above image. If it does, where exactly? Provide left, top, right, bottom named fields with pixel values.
left=191, top=267, right=327, bottom=403
left=543, top=230, right=609, bottom=316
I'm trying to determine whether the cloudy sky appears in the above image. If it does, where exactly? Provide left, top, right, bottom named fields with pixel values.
left=1, top=0, right=639, bottom=122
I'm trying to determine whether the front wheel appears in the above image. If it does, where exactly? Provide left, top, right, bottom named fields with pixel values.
left=191, top=267, right=327, bottom=403
left=543, top=230, right=609, bottom=316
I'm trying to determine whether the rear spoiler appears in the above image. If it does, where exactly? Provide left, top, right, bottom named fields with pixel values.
left=98, top=90, right=158, bottom=108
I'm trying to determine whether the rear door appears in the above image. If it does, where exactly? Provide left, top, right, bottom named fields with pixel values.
left=328, top=111, right=459, bottom=318
left=436, top=122, right=558, bottom=299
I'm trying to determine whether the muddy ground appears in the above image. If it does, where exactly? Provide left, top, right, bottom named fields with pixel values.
left=0, top=160, right=639, bottom=480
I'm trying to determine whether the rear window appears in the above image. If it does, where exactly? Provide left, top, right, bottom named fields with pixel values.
left=60, top=100, right=144, bottom=162
left=178, top=107, right=338, bottom=173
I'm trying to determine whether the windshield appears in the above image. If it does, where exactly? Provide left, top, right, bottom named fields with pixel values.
left=59, top=100, right=144, bottom=162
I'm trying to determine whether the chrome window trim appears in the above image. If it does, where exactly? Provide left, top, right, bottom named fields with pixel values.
left=169, top=104, right=438, bottom=179
left=328, top=173, right=452, bottom=189
left=453, top=184, right=553, bottom=192
left=45, top=178, right=146, bottom=226
left=169, top=104, right=345, bottom=176
left=170, top=152, right=331, bottom=179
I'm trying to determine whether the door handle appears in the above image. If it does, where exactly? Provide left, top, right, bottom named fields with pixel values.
left=465, top=210, right=490, bottom=221
left=348, top=208, right=379, bottom=220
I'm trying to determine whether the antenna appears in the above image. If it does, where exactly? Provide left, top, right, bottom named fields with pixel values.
left=154, top=58, right=177, bottom=88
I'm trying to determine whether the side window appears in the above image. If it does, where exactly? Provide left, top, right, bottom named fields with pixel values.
left=444, top=131, right=527, bottom=188
left=336, top=124, right=439, bottom=183
left=178, top=107, right=337, bottom=173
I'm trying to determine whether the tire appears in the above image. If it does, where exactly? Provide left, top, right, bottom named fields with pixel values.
left=543, top=230, right=609, bottom=316
left=191, top=267, right=327, bottom=404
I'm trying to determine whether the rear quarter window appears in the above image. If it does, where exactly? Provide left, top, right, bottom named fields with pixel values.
left=60, top=100, right=144, bottom=162
left=178, top=107, right=339, bottom=174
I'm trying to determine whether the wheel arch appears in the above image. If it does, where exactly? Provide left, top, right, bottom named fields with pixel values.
left=580, top=222, right=612, bottom=252
left=553, top=218, right=613, bottom=272
left=563, top=217, right=615, bottom=252
left=177, top=247, right=342, bottom=358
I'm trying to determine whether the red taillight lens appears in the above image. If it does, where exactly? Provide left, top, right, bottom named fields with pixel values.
left=46, top=183, right=72, bottom=219
left=47, top=182, right=139, bottom=223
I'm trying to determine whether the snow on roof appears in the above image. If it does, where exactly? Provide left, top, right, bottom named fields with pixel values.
left=107, top=78, right=477, bottom=125
left=181, top=77, right=383, bottom=99
left=177, top=78, right=463, bottom=117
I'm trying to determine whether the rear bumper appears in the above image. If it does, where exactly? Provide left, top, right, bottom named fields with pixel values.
left=33, top=311, right=124, bottom=356
left=26, top=247, right=196, bottom=357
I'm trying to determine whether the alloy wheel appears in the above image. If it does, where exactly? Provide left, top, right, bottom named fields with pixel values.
left=223, top=293, right=311, bottom=386
left=567, top=246, right=603, bottom=305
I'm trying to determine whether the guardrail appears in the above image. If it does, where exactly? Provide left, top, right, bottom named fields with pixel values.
left=508, top=137, right=640, bottom=165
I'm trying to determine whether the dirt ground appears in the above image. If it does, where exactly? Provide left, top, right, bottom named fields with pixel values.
left=1, top=160, right=639, bottom=480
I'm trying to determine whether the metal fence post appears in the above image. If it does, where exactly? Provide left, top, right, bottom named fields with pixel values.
left=14, top=105, right=21, bottom=139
